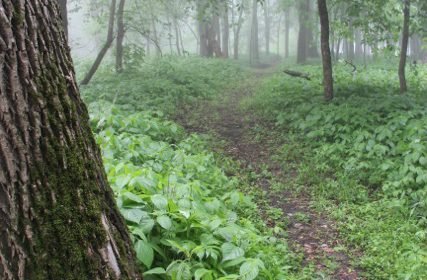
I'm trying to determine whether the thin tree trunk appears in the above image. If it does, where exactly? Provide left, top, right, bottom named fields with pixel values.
left=233, top=4, right=244, bottom=59
left=318, top=0, right=334, bottom=101
left=173, top=18, right=182, bottom=55
left=81, top=0, right=117, bottom=85
left=277, top=15, right=282, bottom=56
left=285, top=9, right=290, bottom=58
left=307, top=1, right=319, bottom=58
left=116, top=0, right=126, bottom=73
left=0, top=1, right=142, bottom=279
left=250, top=0, right=260, bottom=66
left=335, top=37, right=341, bottom=60
left=222, top=3, right=230, bottom=58
left=178, top=24, right=185, bottom=55
left=399, top=0, right=410, bottom=93
left=348, top=20, right=355, bottom=60
left=264, top=0, right=271, bottom=55
left=58, top=0, right=68, bottom=38
left=297, top=0, right=309, bottom=63
left=355, top=29, right=363, bottom=57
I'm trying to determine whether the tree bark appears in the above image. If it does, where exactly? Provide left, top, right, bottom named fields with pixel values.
left=355, top=29, right=363, bottom=57
left=318, top=0, right=334, bottom=101
left=264, top=0, right=271, bottom=55
left=297, top=0, right=309, bottom=63
left=116, top=0, right=126, bottom=73
left=307, top=1, right=318, bottom=58
left=81, top=0, right=117, bottom=85
left=173, top=18, right=182, bottom=55
left=233, top=2, right=244, bottom=60
left=58, top=0, right=68, bottom=38
left=250, top=0, right=260, bottom=66
left=399, top=0, right=410, bottom=93
left=348, top=20, right=355, bottom=60
left=285, top=9, right=290, bottom=58
left=335, top=37, right=341, bottom=60
left=222, top=3, right=230, bottom=58
left=0, top=1, right=142, bottom=279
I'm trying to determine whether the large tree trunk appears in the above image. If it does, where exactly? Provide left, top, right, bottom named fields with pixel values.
left=318, top=0, right=334, bottom=101
left=297, top=0, right=309, bottom=63
left=116, top=0, right=126, bottom=73
left=81, top=0, right=117, bottom=85
left=58, top=0, right=68, bottom=38
left=222, top=3, right=230, bottom=58
left=250, top=0, right=260, bottom=66
left=0, top=1, right=142, bottom=279
left=399, top=0, right=410, bottom=93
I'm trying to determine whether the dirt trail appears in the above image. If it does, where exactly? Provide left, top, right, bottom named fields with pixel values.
left=179, top=68, right=362, bottom=280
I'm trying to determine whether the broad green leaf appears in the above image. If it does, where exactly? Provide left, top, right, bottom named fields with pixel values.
left=143, top=267, right=166, bottom=276
left=157, top=215, right=172, bottom=230
left=135, top=240, right=154, bottom=269
left=151, top=194, right=168, bottom=210
left=121, top=208, right=146, bottom=224
left=221, top=243, right=245, bottom=261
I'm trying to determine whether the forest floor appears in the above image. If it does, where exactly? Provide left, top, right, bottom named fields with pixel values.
left=177, top=67, right=363, bottom=280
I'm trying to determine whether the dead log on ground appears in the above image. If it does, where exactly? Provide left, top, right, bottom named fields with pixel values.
left=283, top=69, right=311, bottom=80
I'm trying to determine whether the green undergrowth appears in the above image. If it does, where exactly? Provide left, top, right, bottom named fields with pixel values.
left=80, top=58, right=310, bottom=279
left=243, top=63, right=427, bottom=279
left=80, top=56, right=247, bottom=114
left=88, top=103, right=307, bottom=279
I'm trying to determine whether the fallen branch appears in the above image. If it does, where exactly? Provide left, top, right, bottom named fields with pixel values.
left=283, top=69, right=311, bottom=80
left=344, top=59, right=357, bottom=73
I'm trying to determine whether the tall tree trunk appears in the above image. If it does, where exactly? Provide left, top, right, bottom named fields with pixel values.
left=222, top=3, right=230, bottom=58
left=285, top=9, right=290, bottom=58
left=58, top=0, right=68, bottom=38
left=348, top=21, right=355, bottom=60
left=297, top=0, right=309, bottom=63
left=173, top=18, right=182, bottom=55
left=335, top=37, right=341, bottom=60
left=264, top=0, right=271, bottom=55
left=250, top=0, right=260, bottom=66
left=150, top=13, right=161, bottom=56
left=355, top=29, right=363, bottom=57
left=0, top=2, right=142, bottom=279
left=197, top=1, right=214, bottom=57
left=307, top=1, right=319, bottom=58
left=214, top=15, right=221, bottom=56
left=178, top=24, right=186, bottom=55
left=233, top=3, right=244, bottom=60
left=318, top=0, right=334, bottom=101
left=116, top=0, right=126, bottom=73
left=277, top=15, right=282, bottom=56
left=399, top=0, right=410, bottom=93
left=81, top=0, right=117, bottom=85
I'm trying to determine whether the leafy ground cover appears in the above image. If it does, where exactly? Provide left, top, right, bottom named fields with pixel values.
left=80, top=58, right=310, bottom=280
left=243, top=62, right=427, bottom=279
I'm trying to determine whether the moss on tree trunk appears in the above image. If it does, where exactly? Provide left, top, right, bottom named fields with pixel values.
left=0, top=1, right=141, bottom=279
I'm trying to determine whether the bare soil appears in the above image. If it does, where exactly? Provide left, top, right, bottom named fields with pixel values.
left=177, top=69, right=363, bottom=280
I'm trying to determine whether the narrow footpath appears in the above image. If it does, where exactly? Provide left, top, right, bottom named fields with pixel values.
left=179, top=68, right=363, bottom=280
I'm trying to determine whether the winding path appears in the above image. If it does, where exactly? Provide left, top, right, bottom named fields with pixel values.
left=179, top=68, right=363, bottom=280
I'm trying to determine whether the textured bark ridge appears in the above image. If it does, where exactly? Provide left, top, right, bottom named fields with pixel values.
left=0, top=1, right=141, bottom=279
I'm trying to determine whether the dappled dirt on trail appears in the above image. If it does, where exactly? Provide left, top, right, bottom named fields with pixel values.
left=177, top=69, right=363, bottom=280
